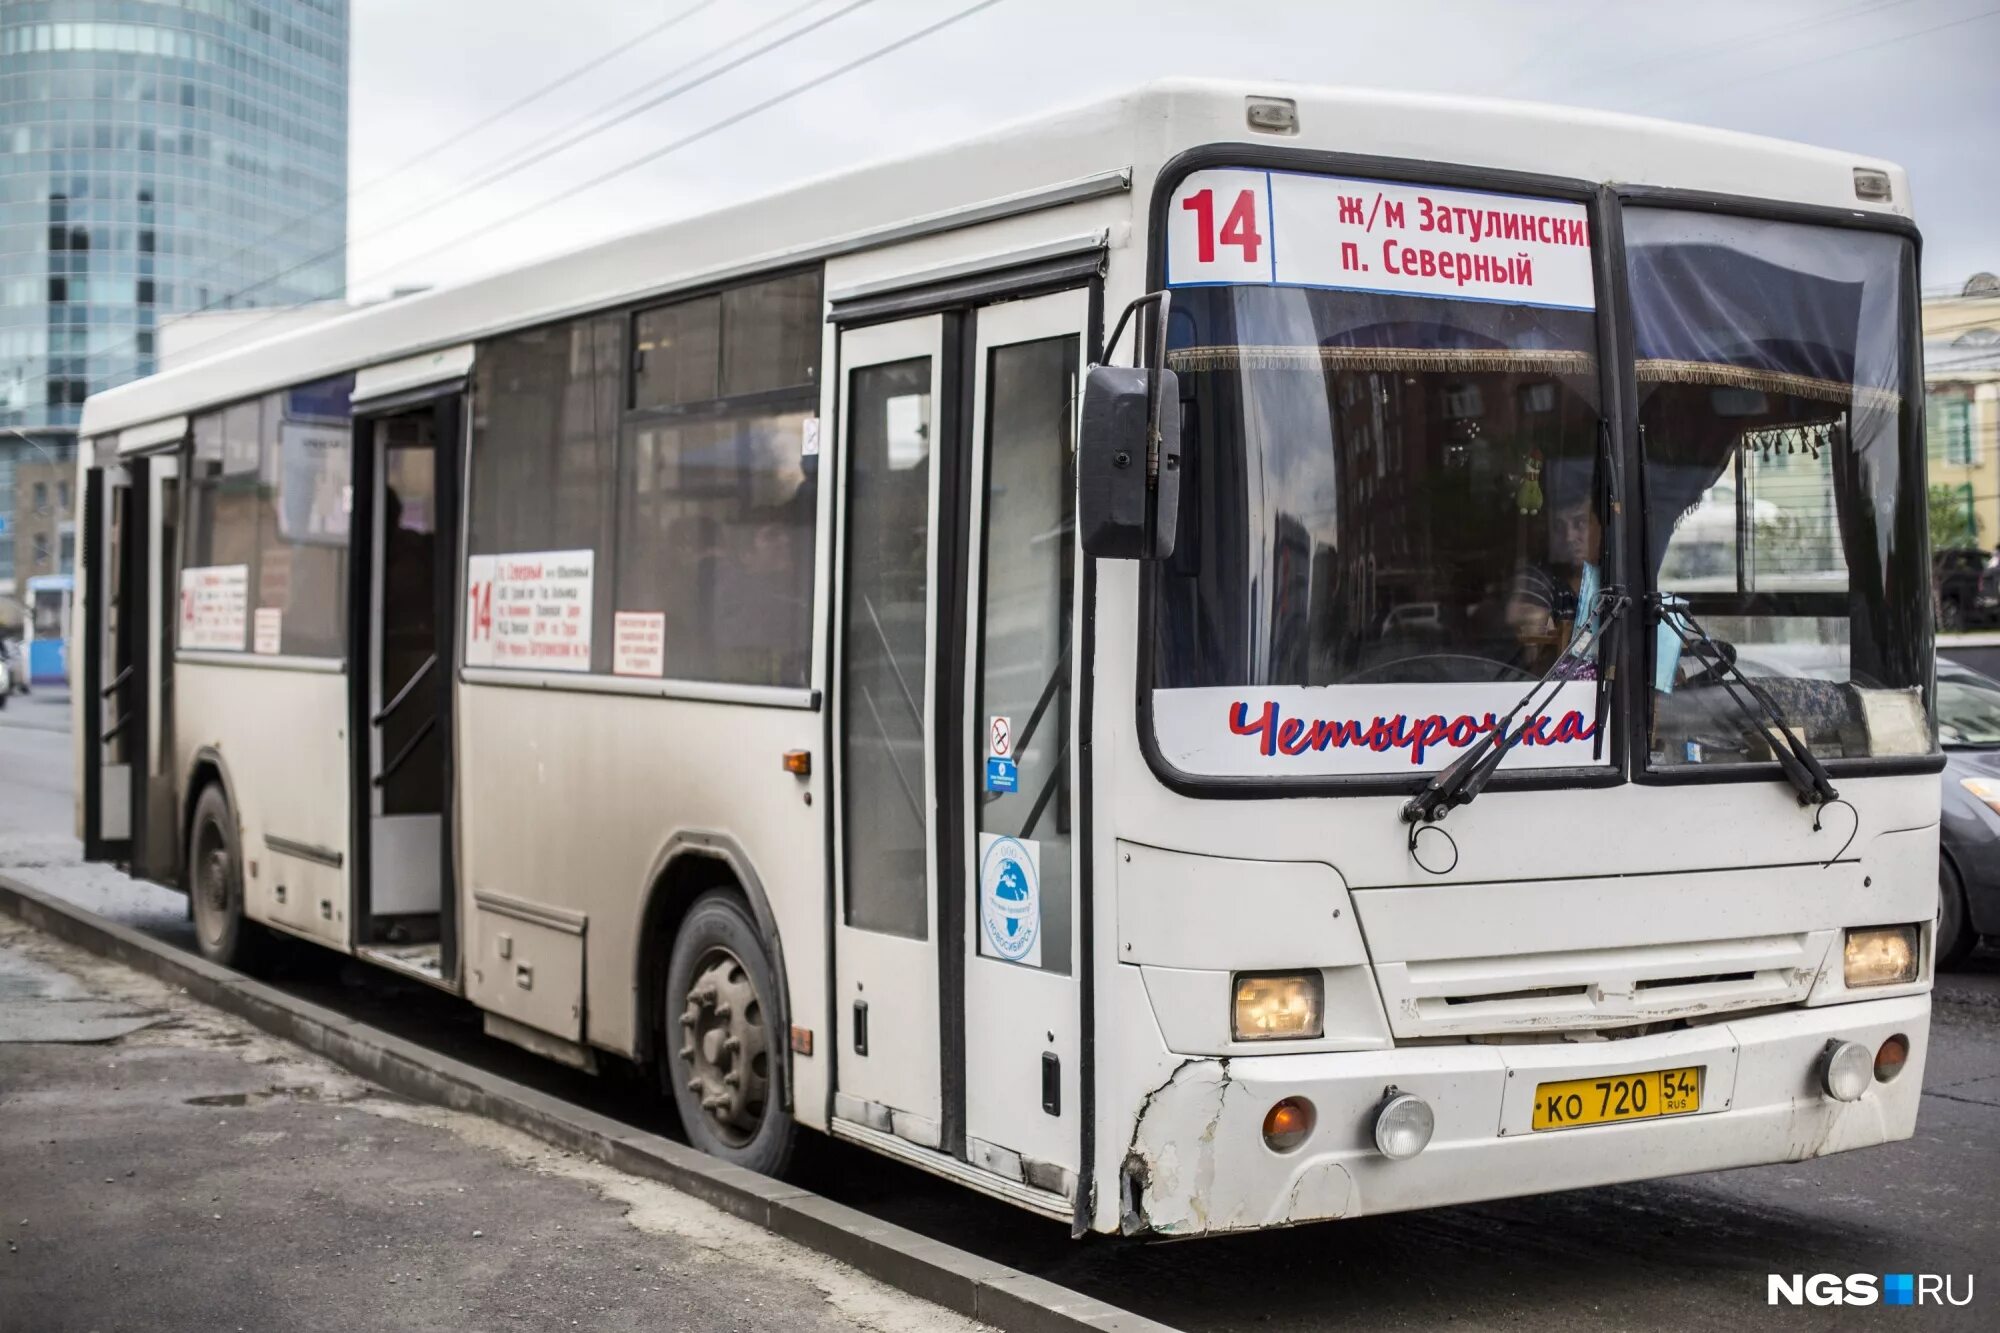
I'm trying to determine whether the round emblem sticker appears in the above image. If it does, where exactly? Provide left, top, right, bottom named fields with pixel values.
left=979, top=834, right=1040, bottom=965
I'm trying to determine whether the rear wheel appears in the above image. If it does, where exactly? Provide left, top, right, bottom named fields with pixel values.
left=1939, top=857, right=1975, bottom=970
left=1942, top=595, right=1967, bottom=632
left=663, top=890, right=794, bottom=1176
left=188, top=784, right=268, bottom=972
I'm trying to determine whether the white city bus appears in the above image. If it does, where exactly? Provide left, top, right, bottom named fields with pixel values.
left=74, top=82, right=1939, bottom=1237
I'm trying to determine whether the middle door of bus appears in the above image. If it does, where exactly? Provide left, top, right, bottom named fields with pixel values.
left=832, top=285, right=1088, bottom=1204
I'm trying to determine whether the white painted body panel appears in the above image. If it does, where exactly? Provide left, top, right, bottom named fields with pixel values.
left=78, top=80, right=1933, bottom=1234
left=452, top=681, right=828, bottom=1117
left=1121, top=992, right=1928, bottom=1234
left=175, top=661, right=350, bottom=948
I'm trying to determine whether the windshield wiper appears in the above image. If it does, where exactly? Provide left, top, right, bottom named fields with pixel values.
left=1649, top=593, right=1839, bottom=807
left=1401, top=586, right=1630, bottom=829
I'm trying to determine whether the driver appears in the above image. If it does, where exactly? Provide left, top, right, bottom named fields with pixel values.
left=1504, top=459, right=1603, bottom=678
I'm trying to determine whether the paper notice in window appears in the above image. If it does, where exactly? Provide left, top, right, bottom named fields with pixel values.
left=252, top=607, right=282, bottom=655
left=613, top=611, right=666, bottom=678
left=464, top=550, right=594, bottom=672
left=180, top=565, right=248, bottom=651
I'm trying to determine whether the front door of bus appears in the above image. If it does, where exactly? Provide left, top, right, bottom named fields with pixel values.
left=833, top=287, right=1088, bottom=1203
left=833, top=315, right=948, bottom=1146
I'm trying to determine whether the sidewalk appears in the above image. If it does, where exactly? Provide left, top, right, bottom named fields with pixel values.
left=0, top=917, right=977, bottom=1333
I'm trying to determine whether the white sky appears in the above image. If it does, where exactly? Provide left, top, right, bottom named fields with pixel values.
left=344, top=0, right=2000, bottom=303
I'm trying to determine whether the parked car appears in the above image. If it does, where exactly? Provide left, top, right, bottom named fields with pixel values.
left=1934, top=657, right=2000, bottom=964
left=1934, top=547, right=1999, bottom=631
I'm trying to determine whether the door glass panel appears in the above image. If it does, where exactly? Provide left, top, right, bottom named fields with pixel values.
left=155, top=473, right=177, bottom=777
left=104, top=481, right=131, bottom=766
left=975, top=336, right=1077, bottom=974
left=842, top=358, right=933, bottom=938
left=379, top=416, right=440, bottom=817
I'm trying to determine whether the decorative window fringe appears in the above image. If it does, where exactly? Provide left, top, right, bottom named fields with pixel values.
left=1165, top=345, right=1596, bottom=375
left=1633, top=358, right=1901, bottom=412
left=1161, top=347, right=1901, bottom=413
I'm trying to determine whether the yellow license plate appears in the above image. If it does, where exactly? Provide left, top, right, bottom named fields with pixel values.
left=1531, top=1066, right=1703, bottom=1131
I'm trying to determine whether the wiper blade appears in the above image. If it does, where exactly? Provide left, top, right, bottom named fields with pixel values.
left=1401, top=587, right=1630, bottom=828
left=1649, top=593, right=1839, bottom=807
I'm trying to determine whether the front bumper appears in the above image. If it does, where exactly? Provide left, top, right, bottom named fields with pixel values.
left=1121, top=993, right=1928, bottom=1235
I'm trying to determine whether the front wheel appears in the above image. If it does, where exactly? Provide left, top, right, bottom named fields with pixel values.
left=1939, top=857, right=1975, bottom=970
left=187, top=784, right=269, bottom=972
left=663, top=890, right=794, bottom=1176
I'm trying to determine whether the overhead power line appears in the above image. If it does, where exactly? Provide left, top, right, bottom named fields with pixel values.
left=1513, top=0, right=1924, bottom=100
left=13, top=0, right=869, bottom=393
left=126, top=1, right=724, bottom=358
left=340, top=0, right=1009, bottom=299
left=349, top=0, right=723, bottom=195
left=15, top=0, right=1003, bottom=402
left=1633, top=2, right=2000, bottom=114
left=322, top=0, right=879, bottom=300
left=388, top=0, right=828, bottom=227
left=141, top=0, right=853, bottom=373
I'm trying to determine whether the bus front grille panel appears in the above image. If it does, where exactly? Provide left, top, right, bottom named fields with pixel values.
left=1372, top=932, right=1832, bottom=1039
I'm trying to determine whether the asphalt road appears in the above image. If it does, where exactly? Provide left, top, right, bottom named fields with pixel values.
left=4, top=703, right=1995, bottom=1331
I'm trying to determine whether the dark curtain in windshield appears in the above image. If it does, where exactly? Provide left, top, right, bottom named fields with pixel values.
left=1630, top=208, right=1931, bottom=764
left=1153, top=285, right=1602, bottom=690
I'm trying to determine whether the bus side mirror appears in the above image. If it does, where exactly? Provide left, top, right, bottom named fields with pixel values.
left=1079, top=363, right=1181, bottom=560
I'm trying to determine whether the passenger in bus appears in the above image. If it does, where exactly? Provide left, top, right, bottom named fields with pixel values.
left=1504, top=458, right=1603, bottom=678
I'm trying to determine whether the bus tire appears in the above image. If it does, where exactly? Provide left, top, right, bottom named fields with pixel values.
left=1938, top=856, right=1974, bottom=970
left=663, top=889, right=794, bottom=1177
left=187, top=784, right=268, bottom=973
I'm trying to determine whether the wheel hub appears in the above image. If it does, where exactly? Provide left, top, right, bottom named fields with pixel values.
left=678, top=948, right=768, bottom=1146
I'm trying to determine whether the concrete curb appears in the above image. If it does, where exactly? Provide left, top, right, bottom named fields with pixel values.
left=0, top=874, right=1170, bottom=1333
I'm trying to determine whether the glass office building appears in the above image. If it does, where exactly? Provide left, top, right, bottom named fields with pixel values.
left=0, top=0, right=347, bottom=612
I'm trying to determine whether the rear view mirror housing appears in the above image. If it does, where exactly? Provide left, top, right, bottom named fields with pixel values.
left=1079, top=365, right=1180, bottom=559
left=1078, top=292, right=1181, bottom=560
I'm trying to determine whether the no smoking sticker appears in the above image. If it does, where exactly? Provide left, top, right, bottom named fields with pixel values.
left=989, top=715, right=1011, bottom=759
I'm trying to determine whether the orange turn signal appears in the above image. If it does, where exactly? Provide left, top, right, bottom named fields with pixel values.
left=783, top=750, right=812, bottom=776
left=1261, top=1096, right=1316, bottom=1153
left=1875, top=1033, right=1909, bottom=1082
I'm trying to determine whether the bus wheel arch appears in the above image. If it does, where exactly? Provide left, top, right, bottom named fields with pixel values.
left=180, top=749, right=238, bottom=893
left=182, top=755, right=268, bottom=972
left=637, top=833, right=795, bottom=1173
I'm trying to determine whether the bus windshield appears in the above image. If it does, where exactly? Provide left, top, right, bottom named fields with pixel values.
left=1151, top=283, right=1608, bottom=779
left=1147, top=179, right=1933, bottom=784
left=1633, top=209, right=1933, bottom=766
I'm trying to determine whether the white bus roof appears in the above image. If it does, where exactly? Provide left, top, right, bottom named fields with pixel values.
left=80, top=78, right=1911, bottom=438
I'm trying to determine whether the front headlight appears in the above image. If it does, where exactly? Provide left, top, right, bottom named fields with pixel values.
left=1232, top=971, right=1324, bottom=1040
left=1843, top=925, right=1919, bottom=987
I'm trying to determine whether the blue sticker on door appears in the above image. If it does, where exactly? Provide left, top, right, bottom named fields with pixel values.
left=978, top=833, right=1041, bottom=966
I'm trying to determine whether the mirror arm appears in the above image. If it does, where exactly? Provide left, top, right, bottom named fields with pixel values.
left=1146, top=289, right=1173, bottom=490
left=1100, top=288, right=1175, bottom=488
